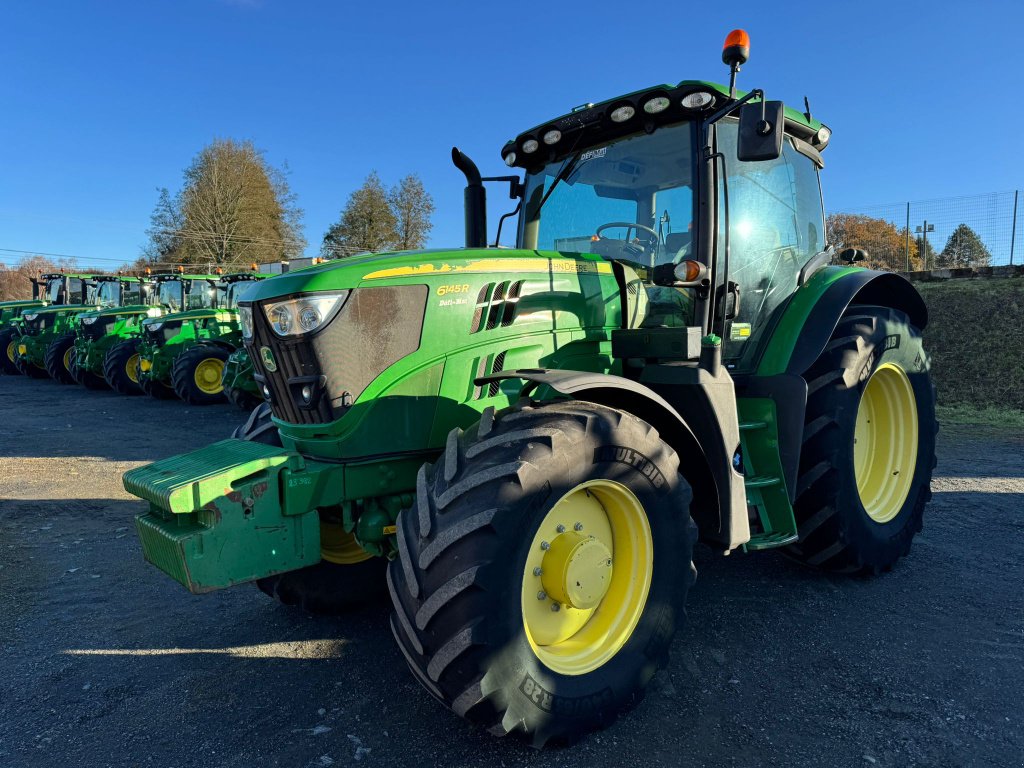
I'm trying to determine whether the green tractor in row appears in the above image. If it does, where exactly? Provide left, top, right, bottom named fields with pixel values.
left=70, top=272, right=190, bottom=392
left=135, top=270, right=266, bottom=404
left=0, top=272, right=71, bottom=373
left=9, top=274, right=142, bottom=381
left=124, top=31, right=935, bottom=746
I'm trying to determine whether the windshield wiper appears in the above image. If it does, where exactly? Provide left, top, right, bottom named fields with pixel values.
left=535, top=150, right=585, bottom=217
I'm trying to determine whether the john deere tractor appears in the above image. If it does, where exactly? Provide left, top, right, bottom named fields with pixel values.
left=0, top=272, right=57, bottom=374
left=75, top=272, right=217, bottom=394
left=69, top=275, right=154, bottom=390
left=125, top=31, right=935, bottom=746
left=135, top=270, right=266, bottom=403
left=9, top=273, right=134, bottom=381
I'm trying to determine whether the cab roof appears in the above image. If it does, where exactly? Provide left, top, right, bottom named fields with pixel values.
left=501, top=79, right=829, bottom=171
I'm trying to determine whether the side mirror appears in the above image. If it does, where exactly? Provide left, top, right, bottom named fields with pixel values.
left=839, top=247, right=868, bottom=264
left=737, top=100, right=784, bottom=162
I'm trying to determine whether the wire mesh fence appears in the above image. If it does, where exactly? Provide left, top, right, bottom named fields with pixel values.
left=828, top=190, right=1021, bottom=273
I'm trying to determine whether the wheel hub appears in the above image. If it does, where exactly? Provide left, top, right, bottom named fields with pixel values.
left=540, top=531, right=613, bottom=610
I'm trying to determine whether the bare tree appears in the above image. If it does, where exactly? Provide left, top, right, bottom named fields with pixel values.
left=142, top=139, right=305, bottom=267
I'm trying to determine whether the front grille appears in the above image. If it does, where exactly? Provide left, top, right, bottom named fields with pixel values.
left=247, top=285, right=429, bottom=425
left=144, top=322, right=180, bottom=346
left=82, top=317, right=115, bottom=339
left=21, top=316, right=52, bottom=336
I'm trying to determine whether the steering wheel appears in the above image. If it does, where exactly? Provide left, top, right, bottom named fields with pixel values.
left=595, top=222, right=662, bottom=249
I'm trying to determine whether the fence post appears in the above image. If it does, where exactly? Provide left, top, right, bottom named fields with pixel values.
left=1011, top=190, right=1019, bottom=266
left=904, top=202, right=911, bottom=271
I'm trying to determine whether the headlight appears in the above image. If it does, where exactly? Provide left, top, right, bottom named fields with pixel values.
left=263, top=291, right=349, bottom=337
left=81, top=316, right=98, bottom=325
left=239, top=306, right=254, bottom=339
left=148, top=321, right=164, bottom=332
left=23, top=313, right=38, bottom=321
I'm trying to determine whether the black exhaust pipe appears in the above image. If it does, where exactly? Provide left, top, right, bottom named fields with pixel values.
left=452, top=147, right=487, bottom=248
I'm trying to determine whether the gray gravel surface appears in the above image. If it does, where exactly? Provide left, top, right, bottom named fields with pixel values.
left=1, top=374, right=1021, bottom=767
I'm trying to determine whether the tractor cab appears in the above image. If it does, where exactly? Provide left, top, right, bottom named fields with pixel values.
left=504, top=81, right=829, bottom=372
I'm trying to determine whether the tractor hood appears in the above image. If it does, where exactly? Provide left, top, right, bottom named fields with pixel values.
left=80, top=304, right=162, bottom=320
left=0, top=299, right=45, bottom=310
left=240, top=248, right=613, bottom=303
left=23, top=304, right=98, bottom=318
left=141, top=307, right=237, bottom=326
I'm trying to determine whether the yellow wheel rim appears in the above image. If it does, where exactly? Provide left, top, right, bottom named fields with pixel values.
left=193, top=358, right=225, bottom=394
left=126, top=354, right=140, bottom=384
left=521, top=479, right=653, bottom=676
left=6, top=340, right=15, bottom=363
left=320, top=522, right=373, bottom=565
left=853, top=363, right=919, bottom=523
left=63, top=347, right=73, bottom=371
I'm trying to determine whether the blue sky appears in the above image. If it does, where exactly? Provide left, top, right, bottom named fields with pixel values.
left=2, top=0, right=1022, bottom=268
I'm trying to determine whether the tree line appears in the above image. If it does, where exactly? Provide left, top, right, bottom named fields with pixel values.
left=827, top=214, right=992, bottom=271
left=136, top=138, right=434, bottom=271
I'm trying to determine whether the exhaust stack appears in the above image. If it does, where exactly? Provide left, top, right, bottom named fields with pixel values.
left=452, top=147, right=487, bottom=248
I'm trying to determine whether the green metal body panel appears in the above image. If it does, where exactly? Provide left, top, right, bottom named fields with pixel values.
left=755, top=266, right=862, bottom=376
left=736, top=398, right=798, bottom=550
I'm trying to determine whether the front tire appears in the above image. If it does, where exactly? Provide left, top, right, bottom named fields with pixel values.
left=234, top=403, right=388, bottom=613
left=44, top=332, right=78, bottom=384
left=388, top=401, right=695, bottom=747
left=104, top=339, right=144, bottom=395
left=785, top=305, right=936, bottom=574
left=171, top=344, right=229, bottom=405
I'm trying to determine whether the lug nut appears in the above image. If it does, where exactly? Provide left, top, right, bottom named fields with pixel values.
left=533, top=567, right=543, bottom=577
left=574, top=522, right=583, bottom=531
left=537, top=591, right=547, bottom=601
left=540, top=541, right=550, bottom=551
left=551, top=603, right=561, bottom=612
left=556, top=524, right=565, bottom=533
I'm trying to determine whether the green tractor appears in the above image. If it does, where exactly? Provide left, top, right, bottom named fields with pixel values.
left=10, top=273, right=140, bottom=381
left=74, top=272, right=215, bottom=394
left=69, top=275, right=155, bottom=390
left=124, top=31, right=935, bottom=746
left=135, top=270, right=266, bottom=404
left=0, top=272, right=56, bottom=374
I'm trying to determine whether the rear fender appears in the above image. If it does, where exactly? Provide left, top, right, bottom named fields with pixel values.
left=757, top=267, right=927, bottom=377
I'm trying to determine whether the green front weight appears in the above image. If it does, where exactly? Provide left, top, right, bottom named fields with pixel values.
left=125, top=438, right=337, bottom=593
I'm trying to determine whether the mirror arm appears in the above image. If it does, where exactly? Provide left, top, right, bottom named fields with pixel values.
left=704, top=88, right=763, bottom=128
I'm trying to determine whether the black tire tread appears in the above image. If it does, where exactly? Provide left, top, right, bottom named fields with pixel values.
left=44, top=332, right=78, bottom=384
left=103, top=338, right=143, bottom=395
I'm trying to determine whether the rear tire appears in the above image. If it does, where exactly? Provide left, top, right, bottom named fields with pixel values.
left=388, top=401, right=695, bottom=747
left=784, top=305, right=936, bottom=574
left=171, top=344, right=229, bottom=405
left=104, top=339, right=144, bottom=395
left=234, top=403, right=388, bottom=613
left=44, top=332, right=78, bottom=384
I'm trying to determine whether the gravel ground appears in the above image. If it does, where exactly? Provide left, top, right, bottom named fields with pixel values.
left=1, top=373, right=1021, bottom=768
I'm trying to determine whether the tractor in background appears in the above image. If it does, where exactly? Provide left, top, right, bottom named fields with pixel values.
left=135, top=269, right=267, bottom=404
left=10, top=274, right=141, bottom=381
left=124, top=30, right=935, bottom=746
left=0, top=272, right=72, bottom=374
left=221, top=346, right=262, bottom=410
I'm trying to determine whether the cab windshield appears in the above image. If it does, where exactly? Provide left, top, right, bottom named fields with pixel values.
left=186, top=279, right=217, bottom=310
left=519, top=121, right=696, bottom=272
left=157, top=280, right=185, bottom=311
left=97, top=281, right=121, bottom=308
left=225, top=281, right=256, bottom=309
